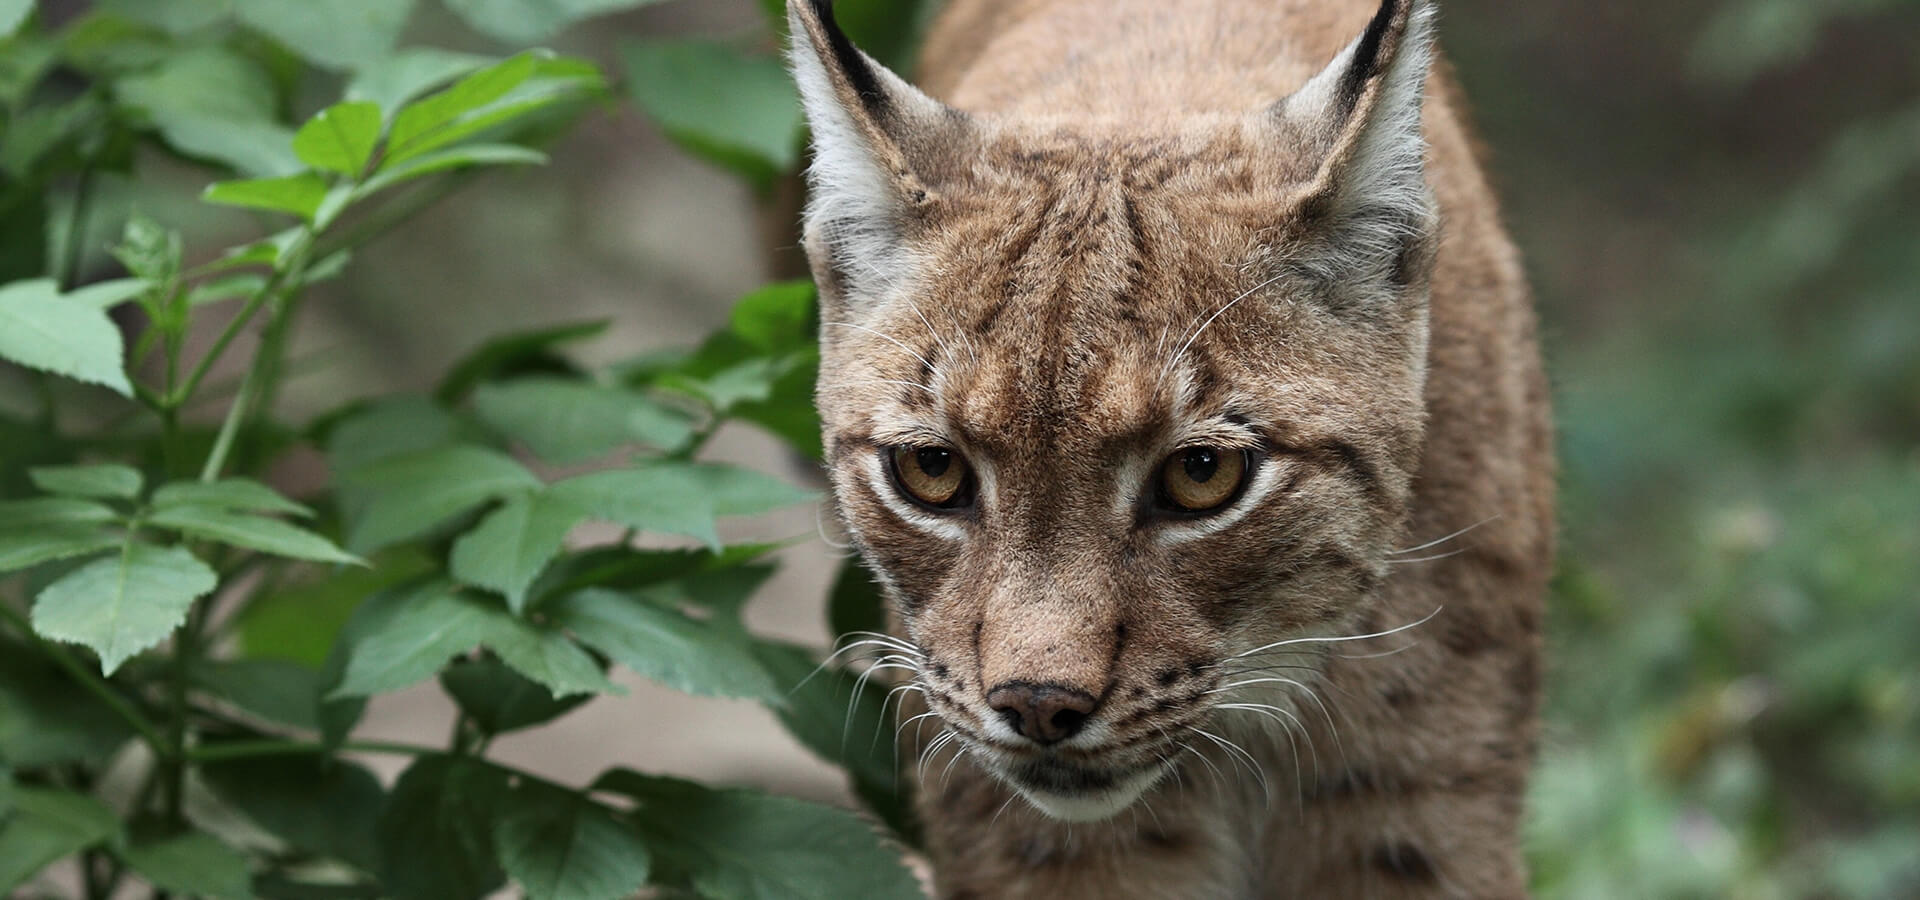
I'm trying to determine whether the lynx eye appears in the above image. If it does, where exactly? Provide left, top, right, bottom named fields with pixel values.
left=889, top=446, right=974, bottom=510
left=1157, top=446, right=1249, bottom=513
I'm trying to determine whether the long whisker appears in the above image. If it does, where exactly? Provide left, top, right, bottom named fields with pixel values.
left=1160, top=272, right=1288, bottom=385
left=1229, top=606, right=1443, bottom=660
left=1387, top=515, right=1502, bottom=556
left=1384, top=549, right=1468, bottom=565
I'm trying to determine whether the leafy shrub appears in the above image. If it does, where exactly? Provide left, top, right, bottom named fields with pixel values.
left=0, top=2, right=929, bottom=898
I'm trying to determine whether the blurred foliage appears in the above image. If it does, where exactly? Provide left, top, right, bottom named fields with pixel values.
left=0, top=1, right=929, bottom=898
left=1448, top=0, right=1920, bottom=896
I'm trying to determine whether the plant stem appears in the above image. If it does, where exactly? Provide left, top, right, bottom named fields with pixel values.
left=185, top=738, right=436, bottom=763
left=198, top=358, right=260, bottom=483
left=58, top=162, right=96, bottom=291
left=0, top=603, right=174, bottom=758
left=159, top=600, right=206, bottom=829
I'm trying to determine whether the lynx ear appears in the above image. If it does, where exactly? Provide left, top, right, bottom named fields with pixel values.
left=787, top=0, right=969, bottom=311
left=1273, top=0, right=1438, bottom=287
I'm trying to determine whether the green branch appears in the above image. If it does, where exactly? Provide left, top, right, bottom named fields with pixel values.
left=0, top=602, right=174, bottom=759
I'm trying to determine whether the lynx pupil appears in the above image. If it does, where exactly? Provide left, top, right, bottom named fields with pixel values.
left=1183, top=448, right=1219, bottom=483
left=917, top=448, right=952, bottom=478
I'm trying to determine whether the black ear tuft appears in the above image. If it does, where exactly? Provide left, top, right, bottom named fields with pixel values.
left=1338, top=0, right=1403, bottom=118
left=809, top=0, right=888, bottom=116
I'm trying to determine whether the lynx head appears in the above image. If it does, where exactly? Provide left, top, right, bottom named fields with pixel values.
left=791, top=0, right=1439, bottom=821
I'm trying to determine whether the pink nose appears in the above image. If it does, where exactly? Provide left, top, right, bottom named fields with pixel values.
left=987, top=682, right=1098, bottom=745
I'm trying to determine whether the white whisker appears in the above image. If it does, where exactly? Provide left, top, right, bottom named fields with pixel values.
left=1388, top=515, right=1501, bottom=556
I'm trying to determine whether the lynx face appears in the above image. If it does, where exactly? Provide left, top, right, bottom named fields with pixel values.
left=792, top=0, right=1439, bottom=821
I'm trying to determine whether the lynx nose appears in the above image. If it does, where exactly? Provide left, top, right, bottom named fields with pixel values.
left=987, top=682, right=1098, bottom=745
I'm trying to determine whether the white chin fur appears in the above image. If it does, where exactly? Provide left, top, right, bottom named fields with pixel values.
left=1011, top=767, right=1165, bottom=823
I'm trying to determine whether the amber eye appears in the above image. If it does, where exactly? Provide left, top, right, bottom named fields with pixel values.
left=889, top=446, right=973, bottom=509
left=1158, top=447, right=1249, bottom=513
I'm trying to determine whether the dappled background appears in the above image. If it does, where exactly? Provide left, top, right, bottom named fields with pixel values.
left=6, top=0, right=1917, bottom=896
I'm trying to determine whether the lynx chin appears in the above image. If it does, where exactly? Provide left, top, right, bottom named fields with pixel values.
left=789, top=0, right=1554, bottom=895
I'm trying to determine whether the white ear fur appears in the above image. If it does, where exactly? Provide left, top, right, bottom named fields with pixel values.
left=1281, top=0, right=1439, bottom=262
left=786, top=1, right=961, bottom=309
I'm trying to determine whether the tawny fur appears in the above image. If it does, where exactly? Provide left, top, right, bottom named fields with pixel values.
left=788, top=0, right=1554, bottom=896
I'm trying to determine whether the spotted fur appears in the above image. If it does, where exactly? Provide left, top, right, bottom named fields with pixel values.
left=788, top=0, right=1554, bottom=896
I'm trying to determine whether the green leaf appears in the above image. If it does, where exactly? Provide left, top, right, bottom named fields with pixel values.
left=435, top=321, right=607, bottom=405
left=201, top=753, right=386, bottom=871
left=236, top=0, right=414, bottom=70
left=119, top=830, right=254, bottom=900
left=332, top=583, right=616, bottom=699
left=549, top=462, right=815, bottom=549
left=0, top=528, right=119, bottom=574
left=597, top=773, right=921, bottom=900
left=0, top=497, right=119, bottom=527
left=729, top=280, right=817, bottom=352
left=2, top=0, right=31, bottom=36
left=0, top=279, right=135, bottom=395
left=358, top=142, right=548, bottom=196
left=67, top=277, right=156, bottom=309
left=113, top=45, right=299, bottom=176
left=495, top=781, right=650, bottom=900
left=752, top=641, right=913, bottom=843
left=96, top=0, right=231, bottom=34
left=0, top=787, right=119, bottom=894
left=347, top=48, right=494, bottom=117
left=31, top=542, right=218, bottom=675
left=828, top=558, right=889, bottom=645
left=0, top=637, right=136, bottom=767
left=446, top=0, right=668, bottom=43
left=148, top=505, right=361, bottom=565
left=28, top=463, right=141, bottom=498
left=622, top=40, right=803, bottom=187
left=473, top=376, right=695, bottom=464
left=379, top=757, right=510, bottom=900
left=338, top=444, right=542, bottom=555
left=192, top=658, right=324, bottom=731
left=441, top=656, right=592, bottom=735
left=153, top=477, right=312, bottom=516
left=234, top=550, right=435, bottom=667
left=188, top=273, right=268, bottom=306
left=294, top=100, right=382, bottom=177
left=203, top=172, right=329, bottom=220
left=450, top=493, right=585, bottom=612
left=527, top=544, right=777, bottom=603
left=324, top=395, right=466, bottom=472
left=553, top=587, right=780, bottom=702
left=386, top=52, right=537, bottom=160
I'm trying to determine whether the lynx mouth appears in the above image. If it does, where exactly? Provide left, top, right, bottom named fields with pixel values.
left=995, top=757, right=1170, bottom=822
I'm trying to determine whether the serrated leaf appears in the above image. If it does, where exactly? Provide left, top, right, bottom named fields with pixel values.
left=235, top=550, right=435, bottom=667
left=191, top=658, right=323, bottom=731
left=441, top=656, right=592, bottom=735
left=0, top=497, right=118, bottom=527
left=67, top=277, right=155, bottom=309
left=28, top=463, right=141, bottom=498
left=294, top=100, right=382, bottom=176
left=338, top=445, right=542, bottom=555
left=236, top=0, right=413, bottom=70
left=31, top=542, right=218, bottom=675
left=495, top=781, right=649, bottom=900
left=203, top=172, right=328, bottom=219
left=153, top=478, right=311, bottom=516
left=450, top=493, right=585, bottom=612
left=114, top=45, right=301, bottom=176
left=202, top=752, right=385, bottom=871
left=378, top=756, right=510, bottom=900
left=332, top=584, right=616, bottom=699
left=347, top=49, right=494, bottom=117
left=622, top=40, right=803, bottom=187
left=0, top=528, right=119, bottom=573
left=148, top=505, right=360, bottom=565
left=549, top=462, right=815, bottom=549
left=387, top=52, right=537, bottom=160
left=553, top=588, right=780, bottom=702
left=119, top=830, right=254, bottom=900
left=597, top=773, right=920, bottom=900
left=0, top=279, right=134, bottom=395
left=473, top=377, right=695, bottom=464
left=0, top=787, right=119, bottom=894
left=359, top=142, right=548, bottom=196
left=324, top=395, right=465, bottom=472
left=187, top=273, right=268, bottom=306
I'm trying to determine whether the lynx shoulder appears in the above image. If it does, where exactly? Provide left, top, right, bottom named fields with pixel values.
left=787, top=0, right=1554, bottom=896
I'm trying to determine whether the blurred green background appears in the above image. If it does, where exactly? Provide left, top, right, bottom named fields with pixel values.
left=8, top=0, right=1918, bottom=896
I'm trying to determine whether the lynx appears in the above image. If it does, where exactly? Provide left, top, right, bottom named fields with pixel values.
left=787, top=0, right=1554, bottom=895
